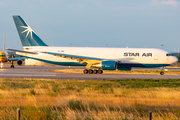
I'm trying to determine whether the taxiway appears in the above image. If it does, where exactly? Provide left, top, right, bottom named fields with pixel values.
left=0, top=66, right=180, bottom=80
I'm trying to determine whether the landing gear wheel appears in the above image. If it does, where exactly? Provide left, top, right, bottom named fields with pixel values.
left=98, top=69, right=103, bottom=74
left=160, top=71, right=164, bottom=75
left=83, top=69, right=103, bottom=74
left=89, top=69, right=94, bottom=74
left=83, top=69, right=88, bottom=74
left=93, top=69, right=98, bottom=74
left=11, top=65, right=14, bottom=68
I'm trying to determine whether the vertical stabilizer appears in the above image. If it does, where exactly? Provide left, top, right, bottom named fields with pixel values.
left=13, top=16, right=48, bottom=47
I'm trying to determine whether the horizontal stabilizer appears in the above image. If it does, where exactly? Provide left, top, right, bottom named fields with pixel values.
left=6, top=48, right=38, bottom=55
left=8, top=57, right=27, bottom=61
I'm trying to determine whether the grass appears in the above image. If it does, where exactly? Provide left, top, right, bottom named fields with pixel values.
left=50, top=69, right=180, bottom=74
left=0, top=78, right=179, bottom=119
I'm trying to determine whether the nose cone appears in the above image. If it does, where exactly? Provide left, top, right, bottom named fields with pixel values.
left=171, top=56, right=178, bottom=64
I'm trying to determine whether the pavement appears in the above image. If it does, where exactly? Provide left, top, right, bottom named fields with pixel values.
left=0, top=66, right=180, bottom=80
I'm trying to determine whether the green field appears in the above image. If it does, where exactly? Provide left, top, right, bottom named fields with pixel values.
left=0, top=78, right=179, bottom=119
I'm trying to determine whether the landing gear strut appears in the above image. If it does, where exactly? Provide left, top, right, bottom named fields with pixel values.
left=83, top=69, right=103, bottom=74
left=10, top=61, right=14, bottom=68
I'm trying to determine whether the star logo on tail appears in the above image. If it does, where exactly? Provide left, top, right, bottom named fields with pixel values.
left=21, top=25, right=34, bottom=39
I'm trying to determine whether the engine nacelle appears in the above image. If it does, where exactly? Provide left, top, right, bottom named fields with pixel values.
left=101, top=61, right=117, bottom=70
left=17, top=60, right=23, bottom=65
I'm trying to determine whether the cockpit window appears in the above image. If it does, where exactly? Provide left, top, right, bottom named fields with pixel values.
left=166, top=53, right=174, bottom=56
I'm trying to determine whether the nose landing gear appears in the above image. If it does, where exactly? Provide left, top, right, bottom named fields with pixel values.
left=160, top=67, right=165, bottom=75
left=10, top=61, right=14, bottom=68
left=160, top=71, right=164, bottom=75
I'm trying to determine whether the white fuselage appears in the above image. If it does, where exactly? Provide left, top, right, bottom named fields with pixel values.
left=18, top=46, right=178, bottom=68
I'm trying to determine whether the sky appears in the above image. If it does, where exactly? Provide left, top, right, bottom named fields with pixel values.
left=0, top=0, right=180, bottom=52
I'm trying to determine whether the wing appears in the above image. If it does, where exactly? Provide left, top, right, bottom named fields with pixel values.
left=41, top=51, right=121, bottom=69
left=41, top=51, right=103, bottom=61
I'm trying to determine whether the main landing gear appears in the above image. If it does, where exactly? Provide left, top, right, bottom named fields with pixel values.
left=83, top=69, right=103, bottom=74
left=10, top=61, right=14, bottom=68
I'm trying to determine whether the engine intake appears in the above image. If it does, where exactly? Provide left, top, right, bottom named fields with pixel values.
left=17, top=60, right=23, bottom=65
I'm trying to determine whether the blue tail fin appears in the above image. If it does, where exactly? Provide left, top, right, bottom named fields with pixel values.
left=13, top=16, right=48, bottom=47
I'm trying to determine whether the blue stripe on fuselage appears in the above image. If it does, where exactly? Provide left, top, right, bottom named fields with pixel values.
left=117, top=63, right=170, bottom=68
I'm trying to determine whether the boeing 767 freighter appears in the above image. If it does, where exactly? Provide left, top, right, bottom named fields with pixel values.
left=7, top=16, right=178, bottom=75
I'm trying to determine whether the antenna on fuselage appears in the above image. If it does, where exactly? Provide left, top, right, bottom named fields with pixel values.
left=3, top=33, right=5, bottom=52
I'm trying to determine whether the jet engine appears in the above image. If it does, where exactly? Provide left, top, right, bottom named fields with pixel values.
left=92, top=61, right=117, bottom=70
left=17, top=59, right=23, bottom=65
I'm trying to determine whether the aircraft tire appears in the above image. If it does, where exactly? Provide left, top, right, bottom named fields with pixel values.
left=83, top=69, right=88, bottom=74
left=98, top=69, right=103, bottom=74
left=160, top=71, right=164, bottom=75
left=89, top=69, right=94, bottom=74
left=93, top=69, right=98, bottom=74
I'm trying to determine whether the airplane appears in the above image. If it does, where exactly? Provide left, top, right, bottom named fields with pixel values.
left=6, top=15, right=178, bottom=75
left=0, top=33, right=26, bottom=68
